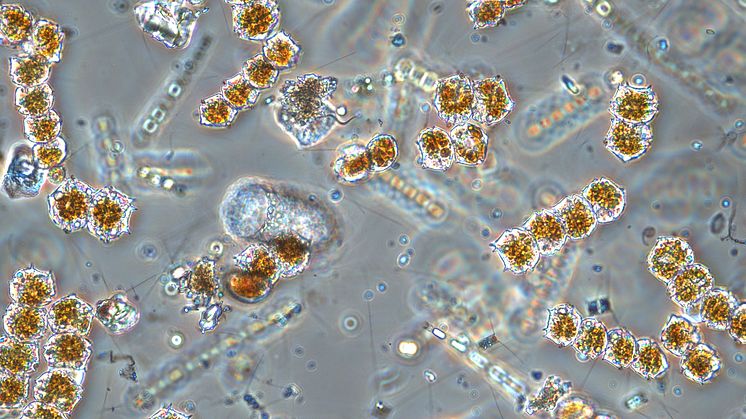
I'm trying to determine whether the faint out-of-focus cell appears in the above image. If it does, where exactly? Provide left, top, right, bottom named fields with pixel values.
left=366, top=134, right=398, bottom=172
left=680, top=343, right=721, bottom=385
left=9, top=54, right=51, bottom=86
left=491, top=227, right=539, bottom=275
left=43, top=333, right=92, bottom=370
left=48, top=295, right=94, bottom=335
left=134, top=0, right=207, bottom=49
left=47, top=177, right=93, bottom=233
left=553, top=194, right=597, bottom=240
left=24, top=110, right=61, bottom=143
left=10, top=266, right=56, bottom=307
left=581, top=177, right=626, bottom=223
left=229, top=0, right=280, bottom=42
left=667, top=264, right=713, bottom=310
left=0, top=337, right=38, bottom=376
left=3, top=305, right=46, bottom=341
left=573, top=318, right=608, bottom=359
left=94, top=293, right=140, bottom=335
left=700, top=288, right=737, bottom=331
left=198, top=93, right=238, bottom=128
left=33, top=369, right=82, bottom=413
left=15, top=83, right=54, bottom=116
left=609, top=82, right=659, bottom=124
left=522, top=209, right=566, bottom=256
left=472, top=77, right=514, bottom=126
left=86, top=185, right=136, bottom=243
left=729, top=303, right=746, bottom=344
left=20, top=402, right=69, bottom=419
left=0, top=4, right=33, bottom=47
left=647, top=236, right=694, bottom=284
left=0, top=372, right=28, bottom=409
left=524, top=375, right=569, bottom=415
left=433, top=74, right=474, bottom=124
left=32, top=137, right=67, bottom=169
left=603, top=328, right=637, bottom=368
left=148, top=405, right=191, bottom=419
left=553, top=395, right=595, bottom=419
left=466, top=0, right=505, bottom=30
left=450, top=122, right=488, bottom=167
left=268, top=231, right=311, bottom=278
left=226, top=268, right=273, bottom=304
left=332, top=142, right=371, bottom=185
left=631, top=338, right=668, bottom=380
left=2, top=142, right=47, bottom=199
left=604, top=117, right=652, bottom=163
left=221, top=73, right=260, bottom=111
left=243, top=54, right=279, bottom=89
left=416, top=126, right=454, bottom=171
left=26, top=19, right=64, bottom=63
left=660, top=314, right=700, bottom=357
left=544, top=304, right=581, bottom=347
left=262, top=30, right=301, bottom=70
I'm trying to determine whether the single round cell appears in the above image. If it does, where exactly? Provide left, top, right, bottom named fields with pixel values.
left=15, top=83, right=54, bottom=116
left=48, top=295, right=94, bottom=335
left=581, top=177, right=626, bottom=223
left=2, top=304, right=46, bottom=342
left=47, top=178, right=94, bottom=233
left=268, top=231, right=311, bottom=278
left=466, top=0, right=505, bottom=30
left=700, top=288, right=737, bottom=331
left=32, top=136, right=67, bottom=169
left=433, top=74, right=474, bottom=125
left=553, top=194, right=597, bottom=240
left=332, top=142, right=372, bottom=184
left=522, top=209, right=567, bottom=256
left=416, top=126, right=454, bottom=172
left=573, top=318, right=608, bottom=359
left=94, top=293, right=140, bottom=335
left=262, top=30, right=301, bottom=70
left=490, top=227, right=540, bottom=275
left=0, top=337, right=38, bottom=376
left=667, top=263, right=713, bottom=309
left=366, top=134, right=399, bottom=172
left=221, top=73, right=260, bottom=111
left=26, top=18, right=64, bottom=63
left=43, top=333, right=93, bottom=370
left=198, top=93, right=238, bottom=128
left=10, top=265, right=56, bottom=307
left=33, top=369, right=82, bottom=413
left=553, top=394, right=596, bottom=419
left=729, top=302, right=746, bottom=344
left=9, top=54, right=51, bottom=87
left=609, top=82, right=659, bottom=124
left=660, top=314, right=700, bottom=357
left=230, top=0, right=280, bottom=42
left=226, top=268, right=273, bottom=304
left=0, top=4, right=33, bottom=47
left=603, top=328, right=637, bottom=368
left=23, top=109, right=61, bottom=143
left=680, top=343, right=721, bottom=385
left=242, top=54, right=279, bottom=90
left=544, top=303, right=582, bottom=347
left=646, top=236, right=694, bottom=283
left=631, top=338, right=669, bottom=380
left=185, top=258, right=218, bottom=296
left=0, top=372, right=28, bottom=409
left=604, top=117, right=652, bottom=163
left=20, top=402, right=69, bottom=419
left=233, top=242, right=280, bottom=284
left=450, top=122, right=488, bottom=167
left=472, top=76, right=514, bottom=126
left=86, top=185, right=136, bottom=243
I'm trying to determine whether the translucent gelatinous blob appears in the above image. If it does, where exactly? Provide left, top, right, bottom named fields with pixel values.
left=94, top=293, right=140, bottom=335
left=134, top=0, right=207, bottom=49
left=2, top=142, right=47, bottom=199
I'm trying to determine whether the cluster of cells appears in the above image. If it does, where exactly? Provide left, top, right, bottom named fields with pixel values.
left=0, top=3, right=67, bottom=181
left=332, top=134, right=399, bottom=184
left=169, top=257, right=232, bottom=334
left=227, top=231, right=311, bottom=304
left=276, top=73, right=340, bottom=149
left=604, top=81, right=659, bottom=163
left=466, top=0, right=528, bottom=30
left=46, top=177, right=136, bottom=243
left=525, top=375, right=614, bottom=418
left=0, top=266, right=95, bottom=417
left=544, top=303, right=670, bottom=381
left=198, top=0, right=301, bottom=128
left=491, top=177, right=626, bottom=275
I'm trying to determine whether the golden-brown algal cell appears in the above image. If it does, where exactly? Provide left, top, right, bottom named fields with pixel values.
left=269, top=232, right=311, bottom=278
left=603, top=328, right=637, bottom=368
left=47, top=295, right=94, bottom=335
left=333, top=142, right=372, bottom=184
left=680, top=343, right=721, bottom=385
left=0, top=338, right=38, bottom=376
left=188, top=258, right=218, bottom=296
left=234, top=243, right=280, bottom=284
left=667, top=263, right=713, bottom=309
left=729, top=303, right=746, bottom=344
left=2, top=305, right=46, bottom=341
left=646, top=236, right=694, bottom=283
left=9, top=54, right=51, bottom=87
left=221, top=73, right=260, bottom=111
left=523, top=209, right=567, bottom=256
left=32, top=137, right=67, bottom=169
left=491, top=227, right=539, bottom=275
left=262, top=30, right=301, bottom=70
left=0, top=4, right=33, bottom=46
left=631, top=338, right=668, bottom=380
left=30, top=19, right=64, bottom=63
left=366, top=134, right=399, bottom=172
left=230, top=0, right=279, bottom=42
left=86, top=185, right=136, bottom=243
left=553, top=395, right=595, bottom=419
left=242, top=54, right=279, bottom=90
left=609, top=82, right=659, bottom=124
left=466, top=0, right=505, bottom=30
left=47, top=178, right=93, bottom=233
left=416, top=126, right=454, bottom=172
left=44, top=333, right=92, bottom=370
left=544, top=303, right=581, bottom=347
left=472, top=76, right=514, bottom=126
left=581, top=177, right=626, bottom=224
left=198, top=93, right=238, bottom=128
left=573, top=318, right=608, bottom=359
left=450, top=122, right=488, bottom=167
left=433, top=74, right=474, bottom=124
left=10, top=266, right=56, bottom=307
left=554, top=194, right=597, bottom=240
left=33, top=369, right=82, bottom=413
left=23, top=110, right=61, bottom=143
left=700, top=288, right=737, bottom=331
left=15, top=83, right=54, bottom=116
left=604, top=118, right=652, bottom=163
left=227, top=268, right=273, bottom=304
left=660, top=314, right=700, bottom=357
left=0, top=372, right=27, bottom=409
left=20, top=401, right=69, bottom=419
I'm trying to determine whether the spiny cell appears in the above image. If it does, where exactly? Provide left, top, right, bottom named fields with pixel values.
left=581, top=177, right=626, bottom=224
left=226, top=268, right=273, bottom=304
left=94, top=293, right=140, bottom=335
left=10, top=266, right=56, bottom=307
left=48, top=295, right=94, bottom=335
left=700, top=288, right=737, bottom=331
left=268, top=231, right=311, bottom=278
left=604, top=117, right=652, bottom=163
left=472, top=76, right=514, bottom=126
left=544, top=304, right=582, bottom=347
left=86, top=185, right=136, bottom=243
left=0, top=372, right=28, bottom=409
left=26, top=18, right=64, bottom=63
left=9, top=54, right=51, bottom=87
left=230, top=0, right=280, bottom=42
left=573, top=318, right=608, bottom=359
left=553, top=194, right=597, bottom=240
left=33, top=369, right=82, bottom=413
left=366, top=134, right=399, bottom=172
left=3, top=304, right=46, bottom=341
left=47, top=178, right=94, bottom=233
left=332, top=142, right=371, bottom=185
left=0, top=4, right=33, bottom=47
left=0, top=338, right=38, bottom=376
left=450, top=122, right=488, bottom=167
left=134, top=0, right=207, bottom=49
left=660, top=314, right=700, bottom=357
left=20, top=402, right=69, bottom=419
left=433, top=74, right=474, bottom=124
left=667, top=263, right=713, bottom=310
left=43, top=333, right=93, bottom=370
left=646, top=236, right=694, bottom=284
left=416, top=126, right=454, bottom=171
left=242, top=53, right=279, bottom=90
left=221, top=73, right=260, bottom=111
left=522, top=209, right=567, bottom=256
left=524, top=375, right=569, bottom=415
left=466, top=1, right=505, bottom=30
left=234, top=242, right=280, bottom=284
left=198, top=93, right=238, bottom=128
left=553, top=395, right=596, bottom=419
left=729, top=302, right=746, bottom=344
left=490, top=227, right=540, bottom=275
left=262, top=30, right=301, bottom=70
left=609, top=82, right=659, bottom=124
left=23, top=110, right=61, bottom=143
left=603, top=328, right=637, bottom=369
left=32, top=137, right=67, bottom=169
left=680, top=343, right=721, bottom=385
left=15, top=83, right=54, bottom=116
left=631, top=338, right=668, bottom=380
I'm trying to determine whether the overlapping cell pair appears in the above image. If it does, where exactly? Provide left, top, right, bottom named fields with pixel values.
left=1, top=4, right=67, bottom=176
left=604, top=82, right=659, bottom=163
left=47, top=177, right=136, bottom=243
left=466, top=0, right=527, bottom=30
left=544, top=303, right=670, bottom=381
left=525, top=375, right=615, bottom=418
left=491, top=177, right=625, bottom=275
left=228, top=231, right=311, bottom=304
left=648, top=236, right=745, bottom=345
left=332, top=134, right=399, bottom=185
left=659, top=314, right=721, bottom=385
left=0, top=266, right=95, bottom=417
